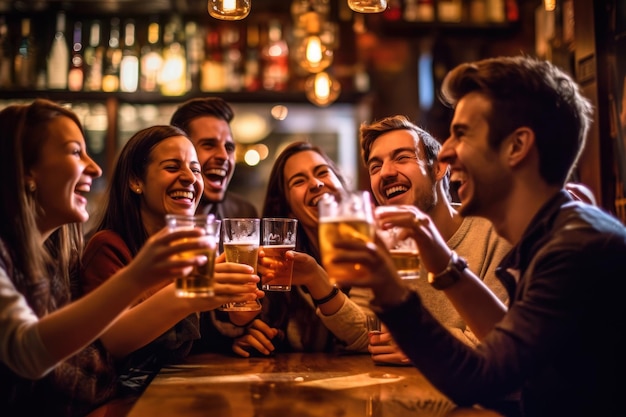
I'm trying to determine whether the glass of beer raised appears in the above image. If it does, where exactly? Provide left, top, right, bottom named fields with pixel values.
left=165, top=214, right=221, bottom=298
left=220, top=218, right=262, bottom=311
left=318, top=191, right=376, bottom=285
left=374, top=206, right=420, bottom=280
left=261, top=218, right=298, bottom=291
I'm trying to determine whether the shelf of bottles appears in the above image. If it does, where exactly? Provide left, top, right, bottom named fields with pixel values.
left=0, top=7, right=370, bottom=105
left=0, top=0, right=520, bottom=102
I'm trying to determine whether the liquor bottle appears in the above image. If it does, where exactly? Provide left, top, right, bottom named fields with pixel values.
left=222, top=25, right=243, bottom=92
left=261, top=20, right=289, bottom=92
left=68, top=21, right=84, bottom=91
left=0, top=16, right=12, bottom=88
left=185, top=21, right=205, bottom=92
left=243, top=24, right=261, bottom=92
left=140, top=19, right=163, bottom=92
left=14, top=18, right=37, bottom=88
left=200, top=28, right=226, bottom=92
left=83, top=20, right=104, bottom=91
left=102, top=17, right=122, bottom=92
left=437, top=0, right=462, bottom=23
left=159, top=15, right=187, bottom=96
left=47, top=11, right=69, bottom=89
left=119, top=20, right=139, bottom=92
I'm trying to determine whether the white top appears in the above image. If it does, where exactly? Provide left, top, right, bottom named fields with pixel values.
left=0, top=266, right=55, bottom=379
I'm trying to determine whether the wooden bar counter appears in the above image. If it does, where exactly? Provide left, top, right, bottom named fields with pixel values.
left=126, top=352, right=459, bottom=417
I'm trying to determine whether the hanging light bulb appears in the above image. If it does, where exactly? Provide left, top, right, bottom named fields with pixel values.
left=348, top=0, right=388, bottom=13
left=294, top=9, right=333, bottom=73
left=305, top=71, right=341, bottom=107
left=208, top=0, right=251, bottom=21
left=297, top=34, right=333, bottom=73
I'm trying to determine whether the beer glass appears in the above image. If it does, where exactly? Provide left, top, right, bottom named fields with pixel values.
left=261, top=218, right=298, bottom=291
left=165, top=214, right=221, bottom=298
left=220, top=218, right=262, bottom=311
left=375, top=206, right=420, bottom=280
left=318, top=191, right=376, bottom=284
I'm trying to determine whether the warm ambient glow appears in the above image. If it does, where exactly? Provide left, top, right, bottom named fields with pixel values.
left=208, top=0, right=251, bottom=21
left=299, top=35, right=333, bottom=73
left=544, top=0, right=556, bottom=11
left=305, top=71, right=341, bottom=107
left=347, top=0, right=388, bottom=13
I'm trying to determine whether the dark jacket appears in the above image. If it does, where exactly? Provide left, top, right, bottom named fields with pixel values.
left=193, top=191, right=260, bottom=354
left=379, top=191, right=626, bottom=417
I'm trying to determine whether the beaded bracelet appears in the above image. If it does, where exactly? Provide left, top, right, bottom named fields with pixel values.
left=312, top=286, right=340, bottom=306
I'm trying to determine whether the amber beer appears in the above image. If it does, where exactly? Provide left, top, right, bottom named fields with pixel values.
left=261, top=244, right=295, bottom=291
left=223, top=242, right=259, bottom=272
left=319, top=218, right=375, bottom=284
left=165, top=214, right=220, bottom=298
left=174, top=245, right=218, bottom=297
left=389, top=249, right=420, bottom=279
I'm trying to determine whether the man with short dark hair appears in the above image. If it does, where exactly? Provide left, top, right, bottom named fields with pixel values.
left=330, top=56, right=626, bottom=416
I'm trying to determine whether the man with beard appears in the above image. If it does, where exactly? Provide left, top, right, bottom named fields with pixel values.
left=170, top=97, right=259, bottom=354
left=359, top=115, right=510, bottom=363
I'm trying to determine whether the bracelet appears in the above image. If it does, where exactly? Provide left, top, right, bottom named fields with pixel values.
left=312, top=286, right=340, bottom=306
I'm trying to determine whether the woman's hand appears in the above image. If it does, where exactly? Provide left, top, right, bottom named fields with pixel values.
left=181, top=262, right=264, bottom=313
left=232, top=319, right=283, bottom=358
left=126, top=226, right=213, bottom=291
left=368, top=324, right=412, bottom=366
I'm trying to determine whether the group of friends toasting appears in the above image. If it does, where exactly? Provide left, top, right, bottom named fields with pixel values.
left=2, top=55, right=626, bottom=417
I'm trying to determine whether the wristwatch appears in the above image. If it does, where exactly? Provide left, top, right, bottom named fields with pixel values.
left=427, top=251, right=468, bottom=290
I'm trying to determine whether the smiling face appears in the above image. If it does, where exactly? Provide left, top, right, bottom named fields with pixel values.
left=185, top=115, right=235, bottom=203
left=27, top=116, right=102, bottom=235
left=283, top=150, right=345, bottom=231
left=439, top=92, right=511, bottom=218
left=133, top=136, right=203, bottom=234
left=366, top=129, right=437, bottom=212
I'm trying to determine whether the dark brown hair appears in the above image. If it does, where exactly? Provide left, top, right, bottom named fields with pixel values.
left=0, top=99, right=84, bottom=315
left=91, top=125, right=191, bottom=255
left=440, top=55, right=593, bottom=185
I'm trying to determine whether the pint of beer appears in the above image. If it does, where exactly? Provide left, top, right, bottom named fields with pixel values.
left=261, top=218, right=298, bottom=291
left=220, top=218, right=262, bottom=311
left=165, top=214, right=221, bottom=298
left=318, top=191, right=376, bottom=284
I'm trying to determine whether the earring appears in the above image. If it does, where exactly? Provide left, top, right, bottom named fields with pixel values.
left=27, top=182, right=36, bottom=192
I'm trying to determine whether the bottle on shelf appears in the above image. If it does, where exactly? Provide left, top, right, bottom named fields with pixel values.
left=200, top=28, right=226, bottom=92
left=14, top=18, right=37, bottom=89
left=119, top=20, right=139, bottom=92
left=139, top=18, right=163, bottom=92
left=222, top=25, right=243, bottom=92
left=47, top=11, right=69, bottom=89
left=102, top=17, right=122, bottom=92
left=243, top=24, right=261, bottom=92
left=261, top=20, right=289, bottom=92
left=0, top=16, right=12, bottom=88
left=185, top=21, right=205, bottom=92
left=159, top=15, right=187, bottom=96
left=83, top=20, right=104, bottom=92
left=68, top=21, right=84, bottom=91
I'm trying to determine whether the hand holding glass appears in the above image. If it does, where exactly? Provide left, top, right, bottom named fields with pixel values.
left=220, top=218, right=262, bottom=311
left=318, top=191, right=376, bottom=284
left=375, top=206, right=420, bottom=280
left=261, top=218, right=298, bottom=291
left=165, top=214, right=221, bottom=298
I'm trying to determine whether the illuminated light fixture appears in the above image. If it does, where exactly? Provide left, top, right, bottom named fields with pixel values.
left=298, top=34, right=333, bottom=73
left=347, top=0, right=388, bottom=13
left=544, top=0, right=556, bottom=11
left=305, top=71, right=341, bottom=107
left=208, top=0, right=251, bottom=21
